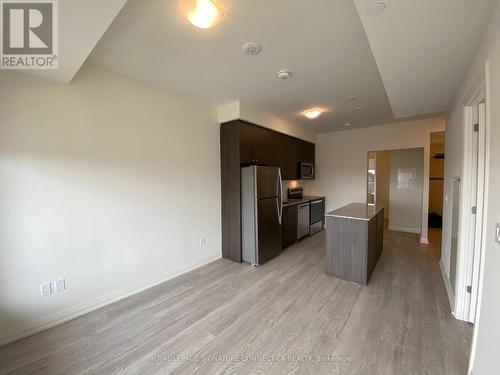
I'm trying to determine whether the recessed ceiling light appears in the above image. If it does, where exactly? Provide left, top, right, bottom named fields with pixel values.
left=347, top=96, right=356, bottom=101
left=243, top=42, right=263, bottom=56
left=303, top=109, right=322, bottom=119
left=277, top=70, right=292, bottom=80
left=181, top=0, right=223, bottom=29
left=345, top=123, right=352, bottom=127
left=367, top=2, right=386, bottom=16
left=354, top=107, right=364, bottom=111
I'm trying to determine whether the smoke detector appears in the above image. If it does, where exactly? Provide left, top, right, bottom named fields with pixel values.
left=277, top=70, right=292, bottom=80
left=242, top=42, right=263, bottom=56
left=367, top=2, right=386, bottom=16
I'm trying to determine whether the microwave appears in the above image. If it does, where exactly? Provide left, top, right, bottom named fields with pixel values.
left=300, top=162, right=315, bottom=179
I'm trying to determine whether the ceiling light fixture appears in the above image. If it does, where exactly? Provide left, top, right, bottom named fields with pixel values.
left=347, top=96, right=356, bottom=101
left=345, top=123, right=352, bottom=127
left=303, top=109, right=322, bottom=119
left=367, top=2, right=386, bottom=16
left=243, top=42, right=263, bottom=56
left=181, top=0, right=223, bottom=29
left=277, top=70, right=292, bottom=80
left=354, top=106, right=364, bottom=111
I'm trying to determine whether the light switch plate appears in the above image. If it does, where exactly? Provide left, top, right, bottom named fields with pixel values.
left=496, top=223, right=500, bottom=244
left=40, top=282, right=52, bottom=297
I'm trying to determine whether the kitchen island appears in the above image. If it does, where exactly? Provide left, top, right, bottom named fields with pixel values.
left=325, top=203, right=384, bottom=285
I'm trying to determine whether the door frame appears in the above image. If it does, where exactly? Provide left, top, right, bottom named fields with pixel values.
left=454, top=81, right=487, bottom=323
left=468, top=60, right=492, bottom=374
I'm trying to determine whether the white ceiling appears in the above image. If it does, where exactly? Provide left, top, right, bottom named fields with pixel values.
left=88, top=0, right=395, bottom=133
left=80, top=0, right=494, bottom=133
left=353, top=0, right=496, bottom=119
left=25, top=0, right=127, bottom=83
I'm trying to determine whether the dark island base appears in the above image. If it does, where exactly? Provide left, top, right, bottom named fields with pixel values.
left=325, top=204, right=384, bottom=285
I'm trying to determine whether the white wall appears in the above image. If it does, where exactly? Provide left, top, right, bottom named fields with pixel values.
left=217, top=101, right=317, bottom=143
left=475, top=53, right=500, bottom=375
left=444, top=1, right=500, bottom=373
left=388, top=148, right=424, bottom=233
left=306, top=116, right=445, bottom=243
left=0, top=64, right=222, bottom=345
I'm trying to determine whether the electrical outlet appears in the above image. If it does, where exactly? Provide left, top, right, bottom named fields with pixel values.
left=40, top=282, right=52, bottom=297
left=496, top=223, right=500, bottom=244
left=200, top=237, right=206, bottom=246
left=54, top=278, right=66, bottom=293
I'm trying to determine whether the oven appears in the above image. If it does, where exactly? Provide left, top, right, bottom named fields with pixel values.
left=309, top=198, right=325, bottom=236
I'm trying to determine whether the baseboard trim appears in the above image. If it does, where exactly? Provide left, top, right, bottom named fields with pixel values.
left=0, top=252, right=222, bottom=347
left=439, top=260, right=455, bottom=313
left=388, top=225, right=421, bottom=234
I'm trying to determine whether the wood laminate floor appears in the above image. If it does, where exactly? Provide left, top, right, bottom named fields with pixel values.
left=0, top=229, right=472, bottom=374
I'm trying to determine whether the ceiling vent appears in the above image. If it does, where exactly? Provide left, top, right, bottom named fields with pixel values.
left=242, top=43, right=263, bottom=56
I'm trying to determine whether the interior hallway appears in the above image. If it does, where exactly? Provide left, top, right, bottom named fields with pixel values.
left=0, top=229, right=472, bottom=375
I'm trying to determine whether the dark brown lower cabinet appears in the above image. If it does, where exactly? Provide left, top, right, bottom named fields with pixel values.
left=282, top=205, right=298, bottom=249
left=220, top=124, right=242, bottom=262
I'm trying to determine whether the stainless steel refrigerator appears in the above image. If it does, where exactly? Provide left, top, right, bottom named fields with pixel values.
left=241, top=166, right=283, bottom=266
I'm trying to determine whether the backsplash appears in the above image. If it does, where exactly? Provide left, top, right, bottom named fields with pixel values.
left=283, top=179, right=319, bottom=198
left=283, top=180, right=300, bottom=195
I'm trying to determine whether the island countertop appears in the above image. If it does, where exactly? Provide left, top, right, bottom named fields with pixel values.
left=325, top=203, right=384, bottom=221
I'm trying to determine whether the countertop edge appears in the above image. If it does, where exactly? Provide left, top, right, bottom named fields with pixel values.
left=324, top=214, right=371, bottom=221
left=325, top=203, right=384, bottom=221
left=283, top=196, right=325, bottom=208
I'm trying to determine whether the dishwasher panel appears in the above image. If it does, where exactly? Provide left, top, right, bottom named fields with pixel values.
left=297, top=203, right=310, bottom=239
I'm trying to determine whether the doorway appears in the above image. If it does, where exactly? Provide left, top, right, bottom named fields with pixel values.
left=428, top=131, right=446, bottom=258
left=366, top=148, right=425, bottom=235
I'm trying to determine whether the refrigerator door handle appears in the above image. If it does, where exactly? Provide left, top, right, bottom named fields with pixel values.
left=277, top=168, right=283, bottom=198
left=278, top=168, right=283, bottom=225
left=277, top=197, right=282, bottom=225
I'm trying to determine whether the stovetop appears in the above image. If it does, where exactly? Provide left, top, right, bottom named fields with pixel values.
left=287, top=187, right=304, bottom=199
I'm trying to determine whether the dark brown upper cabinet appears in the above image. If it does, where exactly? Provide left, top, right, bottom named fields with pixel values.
left=239, top=122, right=255, bottom=165
left=277, top=135, right=298, bottom=180
left=240, top=122, right=279, bottom=166
left=236, top=120, right=314, bottom=180
left=300, top=141, right=315, bottom=163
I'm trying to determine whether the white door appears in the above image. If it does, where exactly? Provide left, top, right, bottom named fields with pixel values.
left=456, top=101, right=487, bottom=323
left=468, top=102, right=486, bottom=322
